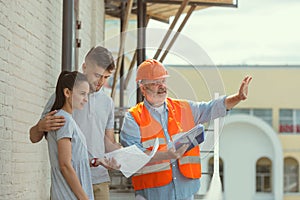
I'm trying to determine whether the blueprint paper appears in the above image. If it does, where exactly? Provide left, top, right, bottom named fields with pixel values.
left=172, top=124, right=205, bottom=152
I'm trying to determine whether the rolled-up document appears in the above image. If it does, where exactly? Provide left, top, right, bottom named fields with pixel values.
left=173, top=124, right=205, bottom=152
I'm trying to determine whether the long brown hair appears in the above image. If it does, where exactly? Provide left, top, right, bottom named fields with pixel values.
left=51, top=71, right=88, bottom=111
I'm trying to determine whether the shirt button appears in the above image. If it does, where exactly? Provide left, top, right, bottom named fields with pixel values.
left=173, top=164, right=176, bottom=167
left=173, top=177, right=177, bottom=180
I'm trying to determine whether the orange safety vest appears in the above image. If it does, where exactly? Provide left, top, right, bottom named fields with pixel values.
left=129, top=98, right=201, bottom=190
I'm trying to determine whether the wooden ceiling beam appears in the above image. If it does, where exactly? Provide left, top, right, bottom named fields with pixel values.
left=111, top=0, right=134, bottom=99
left=153, top=0, right=190, bottom=60
left=145, top=0, right=236, bottom=8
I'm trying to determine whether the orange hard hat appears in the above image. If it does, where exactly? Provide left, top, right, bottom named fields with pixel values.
left=136, top=59, right=169, bottom=82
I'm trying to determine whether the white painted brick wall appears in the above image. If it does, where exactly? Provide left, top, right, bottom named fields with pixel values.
left=0, top=0, right=104, bottom=199
left=0, top=0, right=62, bottom=199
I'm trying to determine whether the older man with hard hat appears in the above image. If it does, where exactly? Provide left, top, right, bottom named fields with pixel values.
left=120, top=59, right=252, bottom=200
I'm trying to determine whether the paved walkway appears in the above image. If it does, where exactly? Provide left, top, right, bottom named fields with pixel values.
left=110, top=191, right=135, bottom=200
left=110, top=191, right=204, bottom=200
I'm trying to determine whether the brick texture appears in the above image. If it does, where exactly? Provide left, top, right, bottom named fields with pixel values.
left=0, top=0, right=105, bottom=199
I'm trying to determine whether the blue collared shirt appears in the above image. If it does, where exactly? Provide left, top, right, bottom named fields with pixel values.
left=120, top=97, right=227, bottom=200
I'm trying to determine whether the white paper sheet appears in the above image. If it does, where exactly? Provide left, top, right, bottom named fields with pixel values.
left=104, top=138, right=159, bottom=178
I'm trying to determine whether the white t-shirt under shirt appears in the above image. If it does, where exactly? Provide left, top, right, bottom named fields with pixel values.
left=42, top=89, right=115, bottom=184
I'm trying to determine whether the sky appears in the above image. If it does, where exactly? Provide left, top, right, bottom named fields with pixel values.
left=147, top=0, right=300, bottom=65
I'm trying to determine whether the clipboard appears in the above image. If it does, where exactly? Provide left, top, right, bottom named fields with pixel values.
left=173, top=124, right=205, bottom=152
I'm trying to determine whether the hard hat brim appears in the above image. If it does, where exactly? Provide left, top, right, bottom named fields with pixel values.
left=137, top=74, right=170, bottom=82
left=151, top=74, right=170, bottom=80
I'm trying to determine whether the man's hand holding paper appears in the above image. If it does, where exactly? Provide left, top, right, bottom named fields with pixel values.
left=103, top=138, right=160, bottom=178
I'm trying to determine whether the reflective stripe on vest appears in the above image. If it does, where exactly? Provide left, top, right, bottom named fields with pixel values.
left=179, top=156, right=201, bottom=165
left=137, top=162, right=171, bottom=174
left=129, top=98, right=201, bottom=190
left=142, top=138, right=166, bottom=149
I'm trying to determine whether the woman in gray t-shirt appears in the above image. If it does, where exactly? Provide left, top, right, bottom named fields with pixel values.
left=46, top=71, right=93, bottom=200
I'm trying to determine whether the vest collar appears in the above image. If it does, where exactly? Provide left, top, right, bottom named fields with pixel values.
left=144, top=99, right=169, bottom=114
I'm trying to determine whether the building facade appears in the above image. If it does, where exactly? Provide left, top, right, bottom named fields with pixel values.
left=166, top=65, right=300, bottom=200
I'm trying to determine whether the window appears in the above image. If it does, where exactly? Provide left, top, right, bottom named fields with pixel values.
left=253, top=109, right=272, bottom=126
left=230, top=108, right=250, bottom=115
left=297, top=111, right=300, bottom=131
left=279, top=109, right=300, bottom=133
left=208, top=157, right=224, bottom=191
left=230, top=108, right=272, bottom=126
left=256, top=157, right=272, bottom=192
left=284, top=157, right=299, bottom=193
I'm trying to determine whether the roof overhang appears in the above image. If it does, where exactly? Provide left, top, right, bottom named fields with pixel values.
left=105, top=0, right=236, bottom=23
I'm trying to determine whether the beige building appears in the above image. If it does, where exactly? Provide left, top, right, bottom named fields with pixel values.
left=165, top=65, right=300, bottom=200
